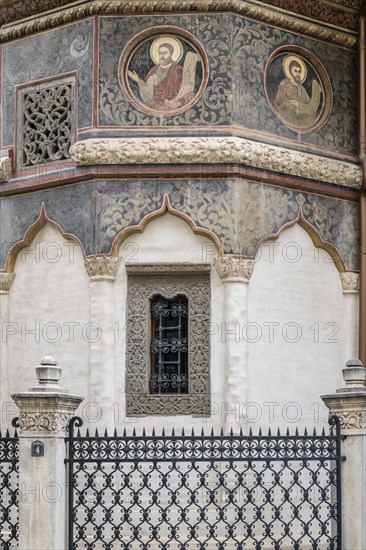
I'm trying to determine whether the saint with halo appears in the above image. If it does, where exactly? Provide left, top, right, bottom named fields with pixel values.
left=127, top=35, right=200, bottom=112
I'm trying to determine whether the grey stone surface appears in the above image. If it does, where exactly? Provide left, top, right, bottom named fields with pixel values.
left=2, top=18, right=93, bottom=147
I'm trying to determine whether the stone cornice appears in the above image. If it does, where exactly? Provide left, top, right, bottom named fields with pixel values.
left=260, top=0, right=358, bottom=32
left=126, top=263, right=211, bottom=275
left=340, top=271, right=359, bottom=293
left=0, top=272, right=15, bottom=292
left=11, top=392, right=83, bottom=432
left=0, top=157, right=12, bottom=183
left=69, top=137, right=362, bottom=189
left=0, top=0, right=356, bottom=48
left=322, top=393, right=366, bottom=434
left=214, top=256, right=255, bottom=282
left=84, top=255, right=120, bottom=280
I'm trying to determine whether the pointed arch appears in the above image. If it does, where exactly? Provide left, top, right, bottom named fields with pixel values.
left=255, top=208, right=347, bottom=273
left=110, top=193, right=224, bottom=257
left=3, top=202, right=85, bottom=273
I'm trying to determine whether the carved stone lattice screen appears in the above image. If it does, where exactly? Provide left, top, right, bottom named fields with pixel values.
left=17, top=76, right=75, bottom=169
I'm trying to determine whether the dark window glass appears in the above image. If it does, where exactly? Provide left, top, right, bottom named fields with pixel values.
left=149, top=295, right=188, bottom=394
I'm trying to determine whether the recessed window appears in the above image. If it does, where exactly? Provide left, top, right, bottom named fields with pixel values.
left=150, top=295, right=189, bottom=395
left=125, top=264, right=211, bottom=416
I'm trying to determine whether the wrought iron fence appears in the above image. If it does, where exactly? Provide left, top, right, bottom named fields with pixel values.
left=66, top=416, right=342, bottom=550
left=0, top=423, right=19, bottom=550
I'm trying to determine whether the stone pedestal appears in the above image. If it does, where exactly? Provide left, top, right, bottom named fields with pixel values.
left=322, top=358, right=366, bottom=550
left=11, top=356, right=83, bottom=550
left=215, top=256, right=254, bottom=433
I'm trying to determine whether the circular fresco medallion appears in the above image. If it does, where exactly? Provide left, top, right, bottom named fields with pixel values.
left=264, top=47, right=333, bottom=133
left=119, top=26, right=209, bottom=117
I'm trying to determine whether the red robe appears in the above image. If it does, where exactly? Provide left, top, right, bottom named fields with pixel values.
left=146, top=63, right=183, bottom=110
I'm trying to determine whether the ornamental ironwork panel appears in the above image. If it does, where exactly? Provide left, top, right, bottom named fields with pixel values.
left=150, top=294, right=189, bottom=395
left=66, top=416, right=342, bottom=550
left=0, top=424, right=19, bottom=550
left=17, top=76, right=75, bottom=169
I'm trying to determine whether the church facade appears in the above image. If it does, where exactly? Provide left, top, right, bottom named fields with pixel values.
left=0, top=0, right=362, bottom=435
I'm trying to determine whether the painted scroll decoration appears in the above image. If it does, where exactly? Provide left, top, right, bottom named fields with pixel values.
left=265, top=47, right=333, bottom=133
left=119, top=27, right=208, bottom=116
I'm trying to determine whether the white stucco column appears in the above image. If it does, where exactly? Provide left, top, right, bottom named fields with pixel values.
left=11, top=356, right=83, bottom=550
left=0, top=272, right=16, bottom=423
left=85, top=256, right=119, bottom=428
left=340, top=272, right=359, bottom=364
left=214, top=256, right=254, bottom=433
left=322, top=359, right=366, bottom=549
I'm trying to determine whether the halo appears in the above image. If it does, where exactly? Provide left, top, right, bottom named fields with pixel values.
left=150, top=36, right=183, bottom=65
left=283, top=54, right=307, bottom=83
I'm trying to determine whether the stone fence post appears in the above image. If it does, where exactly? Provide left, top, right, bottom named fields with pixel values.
left=322, top=359, right=366, bottom=550
left=11, top=356, right=83, bottom=550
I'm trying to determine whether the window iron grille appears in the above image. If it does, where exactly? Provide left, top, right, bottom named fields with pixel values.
left=150, top=294, right=189, bottom=394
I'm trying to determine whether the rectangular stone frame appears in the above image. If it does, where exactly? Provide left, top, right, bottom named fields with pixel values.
left=125, top=263, right=211, bottom=416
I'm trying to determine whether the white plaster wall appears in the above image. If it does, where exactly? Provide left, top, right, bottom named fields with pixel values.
left=2, top=217, right=352, bottom=436
left=247, top=224, right=345, bottom=431
left=113, top=213, right=225, bottom=433
left=5, top=224, right=90, bottom=410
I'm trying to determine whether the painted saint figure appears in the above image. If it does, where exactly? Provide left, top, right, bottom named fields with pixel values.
left=127, top=36, right=199, bottom=112
left=274, top=55, right=322, bottom=129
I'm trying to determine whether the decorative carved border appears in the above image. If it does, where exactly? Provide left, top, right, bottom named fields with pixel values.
left=260, top=0, right=358, bottom=31
left=85, top=256, right=120, bottom=279
left=69, top=137, right=362, bottom=189
left=336, top=410, right=366, bottom=430
left=18, top=411, right=71, bottom=431
left=126, top=268, right=211, bottom=416
left=126, top=263, right=211, bottom=275
left=0, top=157, right=12, bottom=183
left=340, top=271, right=359, bottom=293
left=0, top=0, right=357, bottom=48
left=214, top=256, right=254, bottom=282
left=11, top=393, right=83, bottom=432
left=0, top=272, right=15, bottom=291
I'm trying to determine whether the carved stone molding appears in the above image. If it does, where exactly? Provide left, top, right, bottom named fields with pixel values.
left=69, top=138, right=362, bottom=189
left=322, top=392, right=366, bottom=434
left=0, top=0, right=356, bottom=48
left=18, top=411, right=71, bottom=432
left=85, top=255, right=120, bottom=280
left=0, top=272, right=15, bottom=292
left=340, top=271, right=359, bottom=293
left=126, top=263, right=211, bottom=275
left=336, top=410, right=366, bottom=430
left=0, top=157, right=12, bottom=183
left=214, top=256, right=254, bottom=282
left=11, top=393, right=83, bottom=433
left=261, top=0, right=358, bottom=31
